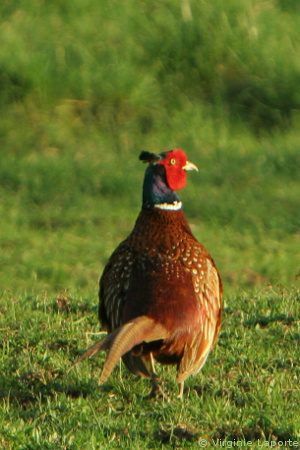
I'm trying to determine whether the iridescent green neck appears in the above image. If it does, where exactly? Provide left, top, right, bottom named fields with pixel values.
left=142, top=164, right=181, bottom=210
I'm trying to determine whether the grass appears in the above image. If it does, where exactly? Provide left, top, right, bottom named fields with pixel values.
left=1, top=125, right=298, bottom=294
left=0, top=0, right=300, bottom=448
left=0, top=287, right=299, bottom=448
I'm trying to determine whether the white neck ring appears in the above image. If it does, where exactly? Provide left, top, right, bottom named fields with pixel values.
left=154, top=201, right=182, bottom=211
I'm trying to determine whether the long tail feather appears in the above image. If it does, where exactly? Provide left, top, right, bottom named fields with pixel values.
left=66, top=330, right=118, bottom=374
left=68, top=316, right=168, bottom=383
left=99, top=316, right=168, bottom=384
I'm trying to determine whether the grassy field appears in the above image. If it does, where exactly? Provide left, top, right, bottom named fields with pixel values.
left=0, top=0, right=299, bottom=448
left=0, top=286, right=299, bottom=449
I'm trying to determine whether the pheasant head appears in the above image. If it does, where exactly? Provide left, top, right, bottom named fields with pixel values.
left=139, top=149, right=198, bottom=210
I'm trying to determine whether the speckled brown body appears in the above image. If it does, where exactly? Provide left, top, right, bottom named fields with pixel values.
left=99, top=207, right=222, bottom=383
left=70, top=150, right=223, bottom=396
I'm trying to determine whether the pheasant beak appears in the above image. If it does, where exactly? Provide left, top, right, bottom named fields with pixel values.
left=183, top=161, right=199, bottom=172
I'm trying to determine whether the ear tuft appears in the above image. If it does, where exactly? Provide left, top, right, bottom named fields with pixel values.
left=139, top=151, right=161, bottom=164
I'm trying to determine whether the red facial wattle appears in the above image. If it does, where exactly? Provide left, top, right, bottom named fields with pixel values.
left=157, top=149, right=190, bottom=191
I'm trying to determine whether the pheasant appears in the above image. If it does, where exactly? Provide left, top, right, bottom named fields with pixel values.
left=73, top=149, right=222, bottom=399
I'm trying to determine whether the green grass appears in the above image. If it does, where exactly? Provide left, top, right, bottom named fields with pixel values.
left=0, top=0, right=299, bottom=448
left=0, top=287, right=299, bottom=449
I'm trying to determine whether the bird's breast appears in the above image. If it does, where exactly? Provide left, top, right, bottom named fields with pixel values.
left=121, top=248, right=207, bottom=332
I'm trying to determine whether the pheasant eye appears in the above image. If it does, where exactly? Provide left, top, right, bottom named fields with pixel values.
left=170, top=158, right=177, bottom=165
